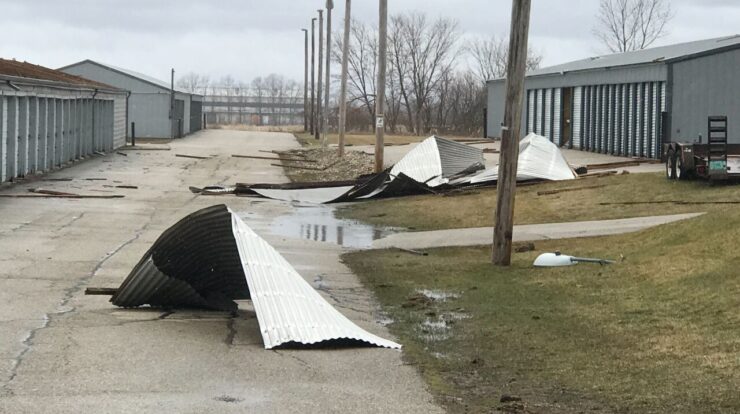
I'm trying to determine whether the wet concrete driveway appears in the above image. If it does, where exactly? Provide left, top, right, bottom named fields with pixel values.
left=0, top=129, right=442, bottom=414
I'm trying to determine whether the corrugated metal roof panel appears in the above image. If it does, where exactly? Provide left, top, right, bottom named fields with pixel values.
left=230, top=210, right=400, bottom=349
left=390, top=136, right=484, bottom=188
left=471, top=133, right=576, bottom=183
left=111, top=204, right=400, bottom=349
left=493, top=35, right=740, bottom=80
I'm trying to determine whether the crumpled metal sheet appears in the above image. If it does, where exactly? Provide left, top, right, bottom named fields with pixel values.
left=470, top=133, right=576, bottom=184
left=248, top=186, right=356, bottom=204
left=389, top=136, right=484, bottom=188
left=111, top=204, right=400, bottom=350
left=230, top=210, right=400, bottom=349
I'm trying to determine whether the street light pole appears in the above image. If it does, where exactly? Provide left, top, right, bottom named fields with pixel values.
left=316, top=9, right=324, bottom=141
left=323, top=0, right=334, bottom=148
left=492, top=0, right=532, bottom=266
left=375, top=0, right=387, bottom=173
left=302, top=28, right=309, bottom=133
left=311, top=18, right=317, bottom=136
left=337, top=0, right=352, bottom=158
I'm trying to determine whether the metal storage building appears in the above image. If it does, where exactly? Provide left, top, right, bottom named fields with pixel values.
left=486, top=35, right=740, bottom=158
left=0, top=59, right=126, bottom=183
left=59, top=60, right=203, bottom=139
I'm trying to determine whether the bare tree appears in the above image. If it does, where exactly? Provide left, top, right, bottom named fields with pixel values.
left=176, top=72, right=210, bottom=94
left=390, top=13, right=460, bottom=135
left=333, top=19, right=378, bottom=130
left=594, top=0, right=673, bottom=53
left=467, top=35, right=542, bottom=82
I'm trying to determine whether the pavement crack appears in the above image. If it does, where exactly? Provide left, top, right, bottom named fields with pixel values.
left=272, top=350, right=311, bottom=368
left=224, top=315, right=237, bottom=346
left=0, top=209, right=155, bottom=395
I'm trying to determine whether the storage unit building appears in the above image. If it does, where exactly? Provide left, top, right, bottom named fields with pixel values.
left=487, top=35, right=740, bottom=158
left=59, top=60, right=203, bottom=139
left=0, top=59, right=126, bottom=182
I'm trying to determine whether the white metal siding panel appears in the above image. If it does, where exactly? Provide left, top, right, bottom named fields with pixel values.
left=29, top=98, right=38, bottom=174
left=572, top=87, right=582, bottom=149
left=113, top=95, right=126, bottom=149
left=527, top=90, right=535, bottom=133
left=19, top=97, right=29, bottom=177
left=0, top=97, right=5, bottom=182
left=618, top=85, right=625, bottom=155
left=544, top=89, right=552, bottom=141
left=554, top=88, right=561, bottom=145
left=7, top=97, right=18, bottom=179
left=536, top=89, right=544, bottom=135
left=642, top=83, right=650, bottom=157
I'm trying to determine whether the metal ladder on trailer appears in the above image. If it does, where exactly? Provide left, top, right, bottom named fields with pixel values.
left=707, top=116, right=728, bottom=178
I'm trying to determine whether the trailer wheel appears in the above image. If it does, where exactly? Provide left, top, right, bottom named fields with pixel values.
left=676, top=155, right=686, bottom=180
left=666, top=150, right=676, bottom=180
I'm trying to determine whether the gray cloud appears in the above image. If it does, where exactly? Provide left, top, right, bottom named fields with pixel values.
left=0, top=0, right=737, bottom=84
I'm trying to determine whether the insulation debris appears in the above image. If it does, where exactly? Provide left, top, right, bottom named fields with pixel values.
left=109, top=204, right=400, bottom=350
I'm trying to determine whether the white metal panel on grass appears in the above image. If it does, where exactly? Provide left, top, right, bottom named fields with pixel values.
left=470, top=133, right=576, bottom=183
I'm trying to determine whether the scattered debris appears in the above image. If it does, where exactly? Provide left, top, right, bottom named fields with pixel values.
left=232, top=154, right=315, bottom=163
left=500, top=395, right=522, bottom=403
left=116, top=152, right=128, bottom=157
left=585, top=160, right=641, bottom=170
left=482, top=148, right=500, bottom=154
left=534, top=252, right=616, bottom=267
left=28, top=188, right=78, bottom=196
left=0, top=193, right=124, bottom=199
left=601, top=200, right=740, bottom=205
left=106, top=204, right=401, bottom=350
left=537, top=184, right=607, bottom=196
left=396, top=247, right=429, bottom=256
left=85, top=287, right=118, bottom=295
left=119, top=146, right=171, bottom=151
left=84, top=178, right=107, bottom=181
left=513, top=242, right=535, bottom=253
left=175, top=154, right=210, bottom=160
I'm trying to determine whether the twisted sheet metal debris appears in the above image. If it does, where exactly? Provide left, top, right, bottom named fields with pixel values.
left=470, top=133, right=576, bottom=184
left=111, top=204, right=400, bottom=349
left=191, top=134, right=575, bottom=204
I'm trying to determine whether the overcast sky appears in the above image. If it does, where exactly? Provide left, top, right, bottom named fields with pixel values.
left=1, top=0, right=738, bottom=86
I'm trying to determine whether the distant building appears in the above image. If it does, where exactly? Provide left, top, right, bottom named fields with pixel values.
left=0, top=58, right=127, bottom=182
left=486, top=35, right=740, bottom=158
left=59, top=60, right=203, bottom=139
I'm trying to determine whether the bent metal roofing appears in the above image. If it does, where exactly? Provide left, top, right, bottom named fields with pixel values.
left=0, top=58, right=119, bottom=90
left=111, top=204, right=400, bottom=350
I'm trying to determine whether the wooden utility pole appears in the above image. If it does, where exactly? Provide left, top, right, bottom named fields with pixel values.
left=492, top=0, right=532, bottom=266
left=374, top=0, right=387, bottom=173
left=302, top=28, right=309, bottom=133
left=337, top=0, right=352, bottom=157
left=311, top=18, right=317, bottom=136
left=323, top=0, right=334, bottom=148
left=316, top=9, right=324, bottom=141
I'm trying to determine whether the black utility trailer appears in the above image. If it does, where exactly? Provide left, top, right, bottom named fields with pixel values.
left=664, top=116, right=738, bottom=181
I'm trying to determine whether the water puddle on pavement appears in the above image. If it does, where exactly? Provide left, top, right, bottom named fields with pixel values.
left=268, top=204, right=398, bottom=249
